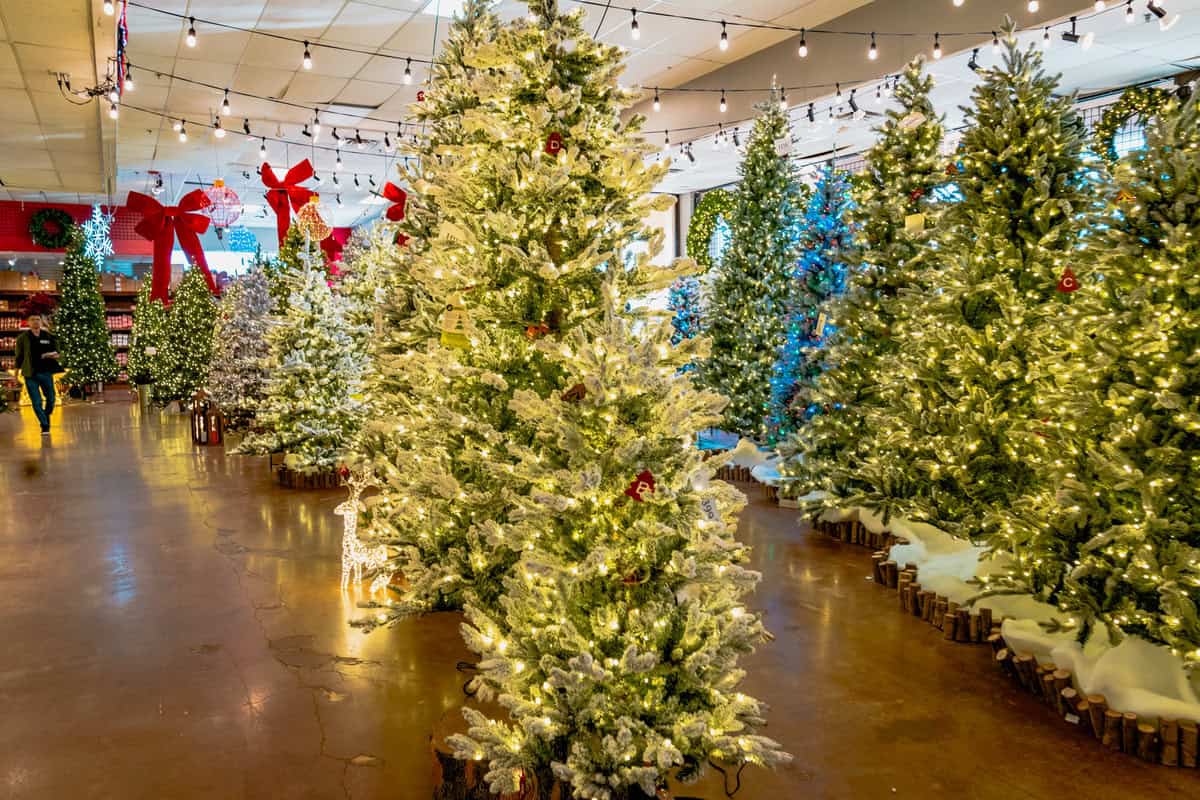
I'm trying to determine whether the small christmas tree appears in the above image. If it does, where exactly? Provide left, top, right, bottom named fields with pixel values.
left=235, top=261, right=366, bottom=473
left=206, top=268, right=272, bottom=429
left=152, top=268, right=218, bottom=404
left=450, top=285, right=789, bottom=797
left=994, top=94, right=1200, bottom=663
left=127, top=282, right=167, bottom=385
left=778, top=58, right=945, bottom=504
left=54, top=227, right=118, bottom=387
left=768, top=162, right=856, bottom=440
left=697, top=95, right=806, bottom=440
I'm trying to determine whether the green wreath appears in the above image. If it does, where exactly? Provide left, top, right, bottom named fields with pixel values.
left=686, top=188, right=735, bottom=270
left=1092, top=87, right=1174, bottom=167
left=28, top=207, right=75, bottom=249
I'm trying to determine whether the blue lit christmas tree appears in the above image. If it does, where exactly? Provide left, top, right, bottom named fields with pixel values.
left=667, top=276, right=702, bottom=345
left=768, top=162, right=856, bottom=441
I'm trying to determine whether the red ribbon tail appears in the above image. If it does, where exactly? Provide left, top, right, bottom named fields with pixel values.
left=150, top=229, right=174, bottom=303
left=175, top=225, right=217, bottom=295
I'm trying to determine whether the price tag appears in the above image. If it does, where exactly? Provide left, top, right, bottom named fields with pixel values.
left=774, top=137, right=792, bottom=156
left=815, top=312, right=827, bottom=338
left=899, top=110, right=926, bottom=131
left=904, top=213, right=926, bottom=234
left=700, top=497, right=720, bottom=522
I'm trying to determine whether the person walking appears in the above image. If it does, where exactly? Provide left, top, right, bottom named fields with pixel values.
left=14, top=314, right=63, bottom=434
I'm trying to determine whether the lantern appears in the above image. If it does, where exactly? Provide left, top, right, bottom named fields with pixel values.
left=203, top=178, right=242, bottom=228
left=295, top=195, right=332, bottom=243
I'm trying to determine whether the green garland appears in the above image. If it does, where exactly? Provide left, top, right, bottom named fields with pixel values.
left=28, top=207, right=76, bottom=249
left=686, top=188, right=735, bottom=270
left=1092, top=86, right=1174, bottom=167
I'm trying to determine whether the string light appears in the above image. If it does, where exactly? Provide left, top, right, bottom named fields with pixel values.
left=355, top=129, right=365, bottom=149
left=933, top=32, right=943, bottom=59
left=1042, top=26, right=1051, bottom=48
left=798, top=29, right=808, bottom=57
left=259, top=140, right=267, bottom=160
left=221, top=90, right=231, bottom=115
left=302, top=41, right=313, bottom=70
left=1126, top=0, right=1136, bottom=22
left=807, top=103, right=815, bottom=123
left=1094, top=1, right=1106, bottom=9
left=630, top=9, right=640, bottom=40
left=779, top=89, right=788, bottom=111
left=213, top=116, right=225, bottom=138
left=404, top=58, right=413, bottom=84
left=186, top=17, right=197, bottom=48
left=243, top=118, right=252, bottom=137
left=953, top=0, right=964, bottom=6
left=868, top=32, right=878, bottom=60
left=178, top=120, right=187, bottom=142
left=1062, top=17, right=1094, bottom=48
left=108, top=102, right=118, bottom=119
left=103, top=0, right=114, bottom=14
left=719, top=89, right=727, bottom=113
left=172, top=119, right=182, bottom=133
left=719, top=21, right=728, bottom=51
left=1027, top=0, right=1040, bottom=11
left=312, top=110, right=321, bottom=136
left=108, top=85, right=119, bottom=103
left=123, top=64, right=134, bottom=91
left=992, top=30, right=1001, bottom=52
left=336, top=152, right=343, bottom=170
left=967, top=47, right=980, bottom=71
left=652, top=88, right=661, bottom=111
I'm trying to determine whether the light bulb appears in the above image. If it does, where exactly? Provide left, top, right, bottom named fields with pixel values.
left=1094, top=1, right=1105, bottom=9
left=868, top=33, right=878, bottom=60
left=213, top=120, right=225, bottom=138
left=992, top=31, right=1000, bottom=52
left=172, top=119, right=182, bottom=133
left=302, top=42, right=312, bottom=70
left=630, top=10, right=639, bottom=40
left=933, top=33, right=942, bottom=59
left=652, top=89, right=660, bottom=112
left=108, top=86, right=119, bottom=103
left=1027, top=1, right=1039, bottom=11
left=404, top=58, right=412, bottom=84
left=259, top=141, right=267, bottom=160
left=221, top=91, right=230, bottom=115
left=178, top=122, right=187, bottom=142
left=719, top=90, right=727, bottom=113
left=719, top=21, right=728, bottom=51
left=336, top=153, right=343, bottom=170
left=186, top=17, right=197, bottom=47
left=779, top=90, right=788, bottom=111
left=798, top=30, right=808, bottom=57
left=312, top=111, right=321, bottom=135
left=103, top=0, right=114, bottom=15
left=1042, top=27, right=1051, bottom=47
left=108, top=102, right=118, bottom=119
left=123, top=68, right=133, bottom=91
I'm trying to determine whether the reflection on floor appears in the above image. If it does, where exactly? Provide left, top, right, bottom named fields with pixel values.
left=0, top=397, right=1187, bottom=798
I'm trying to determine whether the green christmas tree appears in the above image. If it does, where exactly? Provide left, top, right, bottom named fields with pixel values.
left=126, top=281, right=167, bottom=385
left=697, top=95, right=805, bottom=440
left=235, top=261, right=366, bottom=473
left=151, top=268, right=217, bottom=404
left=778, top=58, right=945, bottom=505
left=354, top=0, right=674, bottom=616
left=54, top=227, right=117, bottom=387
left=992, top=93, right=1200, bottom=663
left=206, top=268, right=272, bottom=429
left=767, top=162, right=857, bottom=441
left=856, top=28, right=1096, bottom=536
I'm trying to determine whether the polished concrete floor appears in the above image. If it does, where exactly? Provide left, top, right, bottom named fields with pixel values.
left=0, top=397, right=1191, bottom=799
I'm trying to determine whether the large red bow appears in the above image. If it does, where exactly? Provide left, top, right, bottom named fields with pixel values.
left=261, top=160, right=315, bottom=245
left=382, top=182, right=407, bottom=222
left=126, top=189, right=216, bottom=303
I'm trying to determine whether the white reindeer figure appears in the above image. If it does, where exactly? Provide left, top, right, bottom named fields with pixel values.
left=335, top=469, right=389, bottom=590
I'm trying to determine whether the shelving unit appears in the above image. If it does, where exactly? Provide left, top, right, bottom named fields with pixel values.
left=0, top=271, right=144, bottom=384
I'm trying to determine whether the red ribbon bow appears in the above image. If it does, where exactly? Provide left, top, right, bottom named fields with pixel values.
left=126, top=189, right=216, bottom=303
left=382, top=182, right=407, bottom=222
left=261, top=160, right=315, bottom=245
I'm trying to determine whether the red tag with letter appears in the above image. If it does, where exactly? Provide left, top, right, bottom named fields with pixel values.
left=545, top=132, right=563, bottom=155
left=624, top=470, right=656, bottom=502
left=1057, top=267, right=1079, bottom=293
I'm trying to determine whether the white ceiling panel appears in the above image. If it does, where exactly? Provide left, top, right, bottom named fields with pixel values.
left=283, top=72, right=350, bottom=103
left=327, top=2, right=417, bottom=47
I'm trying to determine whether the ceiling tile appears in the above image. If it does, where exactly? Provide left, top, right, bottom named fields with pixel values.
left=326, top=2, right=416, bottom=47
left=259, top=0, right=349, bottom=41
left=354, top=53, right=425, bottom=84
left=0, top=148, right=54, bottom=170
left=334, top=79, right=400, bottom=107
left=0, top=87, right=37, bottom=123
left=0, top=168, right=61, bottom=190
left=231, top=66, right=294, bottom=100
left=3, top=0, right=89, bottom=48
left=0, top=42, right=22, bottom=89
left=283, top=72, right=350, bottom=103
left=59, top=172, right=104, bottom=192
left=382, top=14, right=450, bottom=55
left=13, top=43, right=94, bottom=88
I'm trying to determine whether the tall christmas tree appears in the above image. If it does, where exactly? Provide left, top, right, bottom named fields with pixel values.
left=353, top=0, right=674, bottom=616
left=126, top=281, right=167, bottom=385
left=54, top=227, right=117, bottom=387
left=151, top=269, right=218, bottom=405
left=235, top=261, right=366, bottom=473
left=451, top=289, right=788, bottom=796
left=697, top=96, right=805, bottom=440
left=852, top=27, right=1095, bottom=536
left=778, top=58, right=945, bottom=504
left=992, top=94, right=1200, bottom=662
left=205, top=268, right=272, bottom=429
left=767, top=162, right=856, bottom=441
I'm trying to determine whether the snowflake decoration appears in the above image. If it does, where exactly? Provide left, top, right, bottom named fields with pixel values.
left=82, top=204, right=114, bottom=263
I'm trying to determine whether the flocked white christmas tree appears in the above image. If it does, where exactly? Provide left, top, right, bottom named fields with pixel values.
left=235, top=257, right=367, bottom=473
left=206, top=268, right=273, bottom=429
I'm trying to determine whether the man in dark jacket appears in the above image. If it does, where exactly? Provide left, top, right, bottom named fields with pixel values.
left=13, top=315, right=62, bottom=434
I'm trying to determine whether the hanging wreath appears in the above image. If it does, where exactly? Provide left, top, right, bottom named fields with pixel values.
left=28, top=207, right=75, bottom=249
left=1092, top=87, right=1174, bottom=167
left=686, top=188, right=735, bottom=270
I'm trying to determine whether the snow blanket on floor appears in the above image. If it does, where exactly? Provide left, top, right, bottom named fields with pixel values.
left=828, top=505, right=1200, bottom=722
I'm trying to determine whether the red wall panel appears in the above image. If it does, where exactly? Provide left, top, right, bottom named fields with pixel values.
left=0, top=201, right=153, bottom=256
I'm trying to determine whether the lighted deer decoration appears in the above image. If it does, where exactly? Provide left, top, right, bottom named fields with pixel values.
left=335, top=469, right=388, bottom=590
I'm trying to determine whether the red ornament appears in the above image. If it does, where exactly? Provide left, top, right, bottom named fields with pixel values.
left=624, top=470, right=656, bottom=502
left=261, top=160, right=315, bottom=246
left=525, top=322, right=551, bottom=340
left=125, top=189, right=216, bottom=303
left=545, top=132, right=563, bottom=155
left=394, top=231, right=410, bottom=248
left=203, top=178, right=242, bottom=228
left=1057, top=267, right=1080, bottom=293
left=909, top=187, right=925, bottom=202
left=416, top=90, right=426, bottom=102
left=382, top=182, right=407, bottom=222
